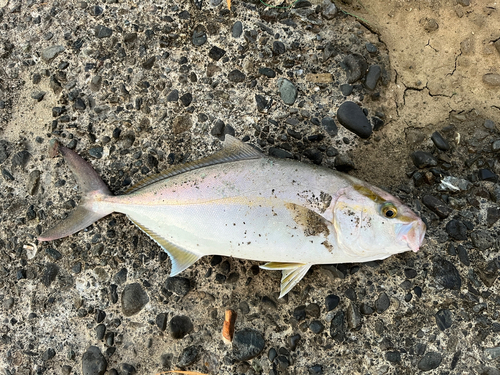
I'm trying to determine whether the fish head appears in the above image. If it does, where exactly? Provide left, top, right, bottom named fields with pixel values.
left=330, top=183, right=426, bottom=262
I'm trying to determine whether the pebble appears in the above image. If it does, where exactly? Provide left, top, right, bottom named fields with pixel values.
left=95, top=309, right=105, bottom=323
left=177, top=345, right=199, bottom=367
left=457, top=245, right=470, bottom=266
left=431, top=131, right=450, bottom=151
left=309, top=364, right=323, bottom=374
left=422, top=195, right=452, bottom=218
left=121, top=363, right=136, bottom=375
left=484, top=347, right=500, bottom=361
left=309, top=320, right=325, bottom=334
left=165, top=276, right=191, bottom=296
left=95, top=25, right=112, bottom=38
left=42, top=348, right=56, bottom=361
left=478, top=169, right=498, bottom=182
left=438, top=176, right=472, bottom=192
left=365, top=43, right=378, bottom=53
left=411, top=151, right=438, bottom=168
left=432, top=257, right=462, bottom=290
left=365, top=65, right=381, bottom=90
left=471, top=230, right=493, bottom=251
left=259, top=67, right=276, bottom=78
left=232, top=21, right=242, bottom=38
left=88, top=147, right=103, bottom=159
left=347, top=303, right=361, bottom=330
left=169, top=315, right=193, bottom=339
left=179, top=93, right=192, bottom=107
left=423, top=18, right=439, bottom=32
left=445, top=219, right=467, bottom=240
left=486, top=207, right=500, bottom=227
left=228, top=69, right=246, bottom=83
left=95, top=324, right=106, bottom=340
left=288, top=334, right=301, bottom=351
left=385, top=351, right=401, bottom=363
left=113, top=268, right=127, bottom=284
left=277, top=78, right=298, bottom=105
left=418, top=352, right=442, bottom=371
left=11, top=150, right=31, bottom=169
left=27, top=170, right=41, bottom=195
left=325, top=294, right=340, bottom=311
left=31, top=91, right=46, bottom=101
left=340, top=84, right=353, bottom=96
left=343, top=54, right=367, bottom=83
left=156, top=313, right=167, bottom=331
left=375, top=292, right=390, bottom=313
left=336, top=101, right=372, bottom=139
left=273, top=41, right=286, bottom=55
left=321, top=116, right=338, bottom=137
left=192, top=25, right=207, bottom=46
left=82, top=346, right=107, bottom=375
left=293, top=305, right=307, bottom=321
left=166, top=90, right=179, bottom=102
left=42, top=263, right=59, bottom=287
left=232, top=328, right=265, bottom=361
left=482, top=367, right=500, bottom=375
left=269, top=147, right=293, bottom=159
left=330, top=311, right=345, bottom=342
left=482, top=73, right=500, bottom=87
left=41, top=45, right=65, bottom=62
left=208, top=46, right=225, bottom=61
left=435, top=309, right=452, bottom=331
left=121, top=283, right=149, bottom=316
left=322, top=0, right=337, bottom=19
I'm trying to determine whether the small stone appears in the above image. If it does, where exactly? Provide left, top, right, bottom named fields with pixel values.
left=192, top=25, right=207, bottom=46
left=330, top=311, right=345, bottom=342
left=309, top=320, right=325, bottom=334
left=485, top=347, right=500, bottom=361
left=45, top=247, right=62, bottom=261
left=309, top=364, right=323, bottom=374
left=27, top=170, right=41, bottom=195
left=322, top=0, right=337, bottom=19
left=486, top=207, right=500, bottom=227
left=337, top=101, right=372, bottom=139
left=438, top=176, right=472, bottom=192
left=347, top=303, right=361, bottom=330
left=179, top=93, right=192, bottom=107
left=31, top=91, right=46, bottom=101
left=142, top=56, right=155, bottom=70
left=288, top=334, right=301, bottom=350
left=340, top=84, right=353, bottom=96
left=365, top=43, right=378, bottom=53
left=343, top=54, right=367, bottom=83
left=411, top=151, right=437, bottom=168
left=88, top=147, right=103, bottom=159
left=303, top=148, right=323, bottom=165
left=422, top=195, right=452, bottom=219
left=169, top=315, right=193, bottom=339
left=471, top=230, right=494, bottom=251
left=325, top=294, right=340, bottom=311
left=42, top=348, right=56, bottom=361
left=365, top=65, right=381, bottom=90
left=82, top=346, right=107, bottom=375
left=177, top=345, right=200, bottom=367
left=321, top=116, right=338, bottom=137
left=121, top=363, right=136, bottom=375
left=208, top=46, right=226, bottom=61
left=422, top=18, right=439, bottom=32
left=482, top=74, right=500, bottom=87
left=334, top=154, right=355, bottom=172
left=232, top=21, right=242, bottom=38
left=431, top=131, right=450, bottom=151
left=273, top=41, right=286, bottom=55
left=482, top=367, right=500, bottom=375
left=277, top=78, right=298, bottom=105
left=435, top=309, right=452, bottom=331
left=228, top=69, right=246, bottom=83
left=385, top=351, right=401, bottom=363
left=418, top=352, right=442, bottom=371
left=432, top=257, right=462, bottom=290
left=165, top=277, right=191, bottom=296
left=232, top=328, right=265, bottom=361
left=457, top=245, right=470, bottom=266
left=293, top=305, right=307, bottom=321
left=478, top=169, right=498, bottom=182
left=166, top=89, right=179, bottom=102
left=95, top=25, right=113, bottom=38
left=95, top=324, right=106, bottom=340
left=121, top=283, right=149, bottom=316
left=259, top=67, right=276, bottom=78
left=41, top=45, right=65, bottom=62
left=255, top=94, right=268, bottom=112
left=269, top=147, right=293, bottom=159
left=156, top=313, right=167, bottom=331
left=375, top=292, right=390, bottom=313
left=12, top=150, right=31, bottom=169
left=446, top=219, right=467, bottom=240
left=42, top=263, right=59, bottom=287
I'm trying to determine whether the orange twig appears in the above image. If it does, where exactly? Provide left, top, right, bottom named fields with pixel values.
left=222, top=309, right=237, bottom=343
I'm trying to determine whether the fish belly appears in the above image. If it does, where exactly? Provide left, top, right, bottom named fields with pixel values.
left=116, top=199, right=334, bottom=264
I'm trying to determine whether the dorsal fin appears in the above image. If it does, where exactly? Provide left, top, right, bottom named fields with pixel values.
left=125, top=135, right=263, bottom=194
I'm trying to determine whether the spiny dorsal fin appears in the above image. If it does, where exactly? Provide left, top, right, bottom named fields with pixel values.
left=125, top=135, right=263, bottom=194
left=127, top=216, right=201, bottom=276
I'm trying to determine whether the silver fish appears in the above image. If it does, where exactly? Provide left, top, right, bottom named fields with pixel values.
left=38, top=136, right=426, bottom=297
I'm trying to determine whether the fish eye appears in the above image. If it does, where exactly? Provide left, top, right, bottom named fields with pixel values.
left=381, top=203, right=397, bottom=218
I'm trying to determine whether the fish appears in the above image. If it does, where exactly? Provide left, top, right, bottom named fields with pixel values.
left=38, top=136, right=426, bottom=297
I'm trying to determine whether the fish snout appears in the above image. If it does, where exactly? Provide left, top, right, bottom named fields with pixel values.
left=397, top=219, right=426, bottom=253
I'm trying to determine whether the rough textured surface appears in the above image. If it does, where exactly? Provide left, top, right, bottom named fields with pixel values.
left=0, top=0, right=499, bottom=374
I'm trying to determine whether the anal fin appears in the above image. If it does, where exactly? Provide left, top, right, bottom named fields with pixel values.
left=260, top=262, right=312, bottom=298
left=128, top=217, right=200, bottom=276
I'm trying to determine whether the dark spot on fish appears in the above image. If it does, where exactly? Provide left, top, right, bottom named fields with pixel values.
left=285, top=203, right=330, bottom=237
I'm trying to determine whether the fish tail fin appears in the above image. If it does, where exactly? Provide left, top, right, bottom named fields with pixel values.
left=38, top=140, right=113, bottom=242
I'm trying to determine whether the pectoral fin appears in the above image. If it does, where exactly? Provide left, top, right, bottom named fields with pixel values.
left=260, top=262, right=312, bottom=298
left=128, top=217, right=200, bottom=276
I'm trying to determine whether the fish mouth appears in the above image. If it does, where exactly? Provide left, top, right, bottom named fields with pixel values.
left=396, top=220, right=426, bottom=253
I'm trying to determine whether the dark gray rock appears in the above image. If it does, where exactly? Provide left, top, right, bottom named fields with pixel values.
left=337, top=101, right=372, bottom=139
left=365, top=65, right=381, bottom=90
left=411, top=151, right=438, bottom=168
left=435, top=309, right=452, bottom=331
left=457, top=245, right=470, bottom=266
left=232, top=328, right=265, bottom=361
left=321, top=116, right=338, bottom=137
left=113, top=268, right=127, bottom=284
left=309, top=320, right=325, bottom=334
left=340, top=84, right=353, bottom=96
left=386, top=351, right=401, bottom=363
left=478, top=169, right=498, bottom=182
left=156, top=313, right=167, bottom=331
left=365, top=42, right=378, bottom=53
left=41, top=45, right=65, bottom=62
left=95, top=324, right=106, bottom=340
left=169, top=315, right=193, bottom=339
left=375, top=292, right=390, bottom=313
left=343, top=54, right=367, bottom=83
left=471, top=230, right=494, bottom=250
left=325, top=294, right=340, bottom=311
left=95, top=25, right=112, bottom=38
left=88, top=147, right=103, bottom=159
left=177, top=345, right=200, bottom=367
left=255, top=94, right=269, bottom=112
left=166, top=89, right=179, bottom=102
left=422, top=195, right=452, bottom=219
left=486, top=207, right=500, bottom=227
left=121, top=283, right=149, bottom=316
left=303, top=148, right=323, bottom=165
left=347, top=303, right=361, bottom=330
left=208, top=46, right=226, bottom=61
left=431, top=131, right=450, bottom=151
left=42, top=263, right=59, bottom=287
left=418, top=352, right=442, bottom=371
left=228, top=69, right=246, bottom=83
left=165, top=277, right=191, bottom=296
left=11, top=150, right=31, bottom=169
left=82, top=346, right=107, bottom=375
left=0, top=140, right=10, bottom=164
left=31, top=91, right=46, bottom=101
left=259, top=67, right=276, bottom=78
left=322, top=0, right=337, bottom=19
left=273, top=41, right=286, bottom=55
left=432, top=257, right=462, bottom=290
left=277, top=78, right=298, bottom=105
left=42, top=348, right=56, bottom=361
left=192, top=25, right=207, bottom=46
left=179, top=93, right=192, bottom=107
left=445, top=219, right=468, bottom=240
left=269, top=147, right=293, bottom=159
left=330, top=311, right=345, bottom=342
left=142, top=56, right=155, bottom=70
left=232, top=21, right=242, bottom=38
left=121, top=363, right=136, bottom=375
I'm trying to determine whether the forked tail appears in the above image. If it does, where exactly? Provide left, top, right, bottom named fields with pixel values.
left=38, top=140, right=113, bottom=241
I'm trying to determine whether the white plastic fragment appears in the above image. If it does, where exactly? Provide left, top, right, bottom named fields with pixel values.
left=23, top=242, right=38, bottom=260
